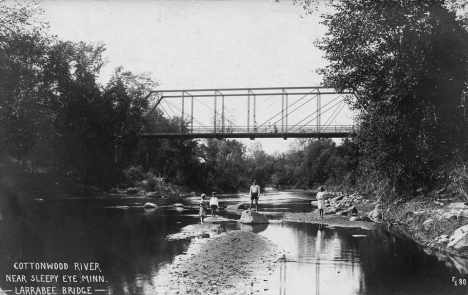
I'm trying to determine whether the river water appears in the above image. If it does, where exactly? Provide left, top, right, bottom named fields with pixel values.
left=0, top=191, right=467, bottom=295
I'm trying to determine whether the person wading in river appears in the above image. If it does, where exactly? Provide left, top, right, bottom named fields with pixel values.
left=209, top=192, right=219, bottom=217
left=199, top=194, right=207, bottom=224
left=316, top=186, right=326, bottom=219
left=250, top=179, right=261, bottom=211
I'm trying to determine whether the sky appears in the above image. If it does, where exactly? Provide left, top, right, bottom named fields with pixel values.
left=41, top=0, right=354, bottom=154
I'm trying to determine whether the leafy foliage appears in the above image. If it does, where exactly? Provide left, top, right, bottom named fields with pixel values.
left=0, top=1, right=191, bottom=190
left=198, top=139, right=247, bottom=191
left=316, top=0, right=468, bottom=194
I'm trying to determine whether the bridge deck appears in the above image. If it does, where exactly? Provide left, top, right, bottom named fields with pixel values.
left=140, top=125, right=356, bottom=139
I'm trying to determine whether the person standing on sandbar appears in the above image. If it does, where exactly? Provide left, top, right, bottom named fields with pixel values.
left=250, top=179, right=261, bottom=211
left=209, top=192, right=219, bottom=217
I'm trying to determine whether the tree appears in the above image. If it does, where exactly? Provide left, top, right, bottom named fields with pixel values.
left=199, top=139, right=247, bottom=192
left=316, top=0, right=468, bottom=193
left=245, top=142, right=275, bottom=188
left=0, top=1, right=52, bottom=163
left=103, top=67, right=158, bottom=166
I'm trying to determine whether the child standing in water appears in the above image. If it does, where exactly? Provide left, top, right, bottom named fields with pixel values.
left=316, top=186, right=326, bottom=219
left=199, top=194, right=207, bottom=224
left=209, top=192, right=219, bottom=217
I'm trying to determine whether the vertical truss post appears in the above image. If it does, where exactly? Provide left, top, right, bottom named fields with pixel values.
left=216, top=91, right=224, bottom=133
left=222, top=95, right=225, bottom=133
left=249, top=90, right=256, bottom=131
left=285, top=91, right=289, bottom=132
left=181, top=91, right=185, bottom=133
left=317, top=88, right=321, bottom=136
left=282, top=89, right=286, bottom=133
left=214, top=91, right=217, bottom=133
left=191, top=95, right=194, bottom=133
left=247, top=91, right=250, bottom=132
left=254, top=94, right=256, bottom=127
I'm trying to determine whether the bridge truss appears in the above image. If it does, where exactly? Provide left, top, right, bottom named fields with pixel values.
left=140, top=87, right=357, bottom=139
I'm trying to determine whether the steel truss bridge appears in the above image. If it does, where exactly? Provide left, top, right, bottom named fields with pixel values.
left=140, top=87, right=357, bottom=139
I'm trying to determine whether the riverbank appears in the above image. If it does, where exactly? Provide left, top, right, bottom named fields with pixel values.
left=280, top=192, right=468, bottom=258
left=384, top=198, right=468, bottom=259
left=154, top=229, right=281, bottom=295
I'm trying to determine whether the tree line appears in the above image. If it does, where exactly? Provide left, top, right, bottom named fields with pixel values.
left=2, top=0, right=468, bottom=199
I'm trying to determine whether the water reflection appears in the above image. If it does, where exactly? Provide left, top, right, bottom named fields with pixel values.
left=0, top=192, right=467, bottom=295
left=239, top=223, right=269, bottom=233
left=259, top=223, right=468, bottom=295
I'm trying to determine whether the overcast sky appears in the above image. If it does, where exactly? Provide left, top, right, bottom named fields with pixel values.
left=41, top=0, right=352, bottom=154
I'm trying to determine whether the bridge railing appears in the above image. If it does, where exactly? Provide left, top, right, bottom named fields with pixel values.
left=172, top=125, right=356, bottom=134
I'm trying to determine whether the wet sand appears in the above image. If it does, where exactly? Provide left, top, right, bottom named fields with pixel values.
left=154, top=228, right=281, bottom=295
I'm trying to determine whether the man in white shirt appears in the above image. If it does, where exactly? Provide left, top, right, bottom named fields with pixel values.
left=249, top=180, right=261, bottom=211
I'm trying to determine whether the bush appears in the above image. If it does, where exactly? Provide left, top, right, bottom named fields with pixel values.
left=122, top=166, right=145, bottom=188
left=144, top=171, right=160, bottom=192
left=447, top=162, right=468, bottom=202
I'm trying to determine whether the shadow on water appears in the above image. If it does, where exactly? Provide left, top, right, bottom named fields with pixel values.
left=0, top=191, right=467, bottom=295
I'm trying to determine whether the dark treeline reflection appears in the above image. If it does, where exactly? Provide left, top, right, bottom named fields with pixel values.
left=259, top=222, right=468, bottom=295
left=0, top=197, right=191, bottom=294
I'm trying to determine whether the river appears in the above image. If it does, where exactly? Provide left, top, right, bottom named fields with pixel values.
left=0, top=191, right=467, bottom=294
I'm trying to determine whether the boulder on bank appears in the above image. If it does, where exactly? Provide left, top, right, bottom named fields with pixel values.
left=423, top=219, right=435, bottom=231
left=226, top=203, right=247, bottom=210
left=448, top=203, right=468, bottom=210
left=439, top=211, right=458, bottom=221
left=447, top=224, right=468, bottom=250
left=458, top=210, right=468, bottom=218
left=438, top=209, right=468, bottom=221
left=437, top=235, right=450, bottom=244
left=331, top=195, right=344, bottom=203
left=368, top=204, right=383, bottom=222
left=311, top=201, right=319, bottom=207
left=349, top=216, right=362, bottom=222
left=240, top=210, right=269, bottom=224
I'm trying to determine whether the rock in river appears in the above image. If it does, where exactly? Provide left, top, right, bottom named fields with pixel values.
left=240, top=209, right=269, bottom=224
left=143, top=202, right=158, bottom=209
